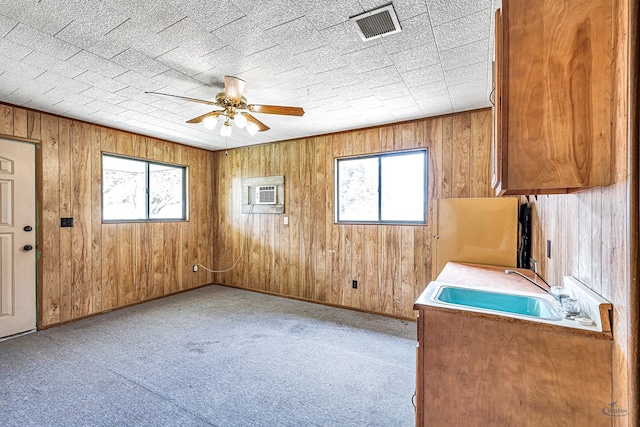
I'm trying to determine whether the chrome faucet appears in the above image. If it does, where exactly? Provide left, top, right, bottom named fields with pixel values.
left=505, top=270, right=584, bottom=320
left=504, top=269, right=552, bottom=296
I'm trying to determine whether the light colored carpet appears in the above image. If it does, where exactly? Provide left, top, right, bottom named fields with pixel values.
left=0, top=285, right=416, bottom=426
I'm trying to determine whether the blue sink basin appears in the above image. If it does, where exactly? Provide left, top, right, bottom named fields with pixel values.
left=433, top=286, right=562, bottom=320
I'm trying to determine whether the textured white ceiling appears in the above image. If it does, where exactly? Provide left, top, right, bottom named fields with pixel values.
left=0, top=0, right=501, bottom=151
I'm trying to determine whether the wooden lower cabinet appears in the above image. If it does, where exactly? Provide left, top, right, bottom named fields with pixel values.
left=414, top=308, right=612, bottom=426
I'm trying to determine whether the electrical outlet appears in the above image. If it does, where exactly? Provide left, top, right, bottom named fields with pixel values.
left=192, top=265, right=198, bottom=273
left=546, top=240, right=551, bottom=259
left=352, top=280, right=358, bottom=289
left=530, top=258, right=538, bottom=274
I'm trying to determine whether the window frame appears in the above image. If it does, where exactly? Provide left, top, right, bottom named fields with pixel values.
left=101, top=153, right=188, bottom=223
left=335, top=149, right=428, bottom=225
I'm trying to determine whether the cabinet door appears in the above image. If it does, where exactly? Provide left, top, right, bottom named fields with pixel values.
left=496, top=0, right=613, bottom=195
left=491, top=8, right=503, bottom=192
left=415, top=312, right=424, bottom=427
left=433, top=198, right=518, bottom=278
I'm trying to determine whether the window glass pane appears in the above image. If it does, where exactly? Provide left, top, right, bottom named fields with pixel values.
left=102, top=156, right=146, bottom=220
left=380, top=152, right=425, bottom=221
left=338, top=157, right=379, bottom=221
left=149, top=163, right=185, bottom=219
left=102, top=154, right=187, bottom=222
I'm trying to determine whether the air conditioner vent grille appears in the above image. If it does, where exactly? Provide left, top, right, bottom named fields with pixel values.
left=256, top=185, right=276, bottom=204
left=350, top=4, right=402, bottom=41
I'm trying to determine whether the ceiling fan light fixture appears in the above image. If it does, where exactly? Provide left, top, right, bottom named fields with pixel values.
left=147, top=76, right=302, bottom=138
left=202, top=115, right=218, bottom=130
left=220, top=120, right=232, bottom=137
left=234, top=113, right=247, bottom=128
left=246, top=122, right=259, bottom=136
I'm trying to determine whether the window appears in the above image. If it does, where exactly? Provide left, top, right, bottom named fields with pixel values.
left=336, top=150, right=427, bottom=224
left=102, top=154, right=187, bottom=221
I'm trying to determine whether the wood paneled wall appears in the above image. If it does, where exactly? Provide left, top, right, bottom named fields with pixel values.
left=530, top=185, right=632, bottom=420
left=210, top=109, right=493, bottom=318
left=529, top=0, right=637, bottom=423
left=0, top=103, right=216, bottom=328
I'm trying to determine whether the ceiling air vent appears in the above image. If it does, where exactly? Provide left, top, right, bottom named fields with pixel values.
left=350, top=4, right=402, bottom=42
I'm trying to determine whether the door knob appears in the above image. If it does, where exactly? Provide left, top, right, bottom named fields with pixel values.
left=23, top=226, right=33, bottom=232
left=23, top=245, right=33, bottom=251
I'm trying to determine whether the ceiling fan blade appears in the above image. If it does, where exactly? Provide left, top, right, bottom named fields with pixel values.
left=186, top=110, right=223, bottom=124
left=242, top=112, right=270, bottom=132
left=224, top=76, right=246, bottom=102
left=247, top=104, right=305, bottom=116
left=145, top=91, right=217, bottom=106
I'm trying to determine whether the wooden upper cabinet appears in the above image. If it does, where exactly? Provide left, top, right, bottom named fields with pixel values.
left=493, top=0, right=613, bottom=195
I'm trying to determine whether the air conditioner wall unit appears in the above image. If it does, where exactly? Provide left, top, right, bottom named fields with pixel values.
left=241, top=175, right=285, bottom=214
left=255, top=185, right=276, bottom=204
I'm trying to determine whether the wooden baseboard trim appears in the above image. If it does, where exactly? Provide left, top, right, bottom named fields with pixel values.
left=213, top=282, right=417, bottom=322
left=37, top=282, right=416, bottom=330
left=36, top=282, right=216, bottom=330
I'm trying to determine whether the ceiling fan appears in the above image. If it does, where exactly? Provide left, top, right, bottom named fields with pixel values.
left=146, top=76, right=305, bottom=137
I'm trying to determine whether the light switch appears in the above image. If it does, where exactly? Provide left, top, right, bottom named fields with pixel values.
left=283, top=216, right=289, bottom=225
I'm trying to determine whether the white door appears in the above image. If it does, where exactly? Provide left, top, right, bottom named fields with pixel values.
left=0, top=138, right=36, bottom=339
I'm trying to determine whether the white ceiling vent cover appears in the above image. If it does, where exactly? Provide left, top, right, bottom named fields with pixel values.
left=350, top=4, right=402, bottom=41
